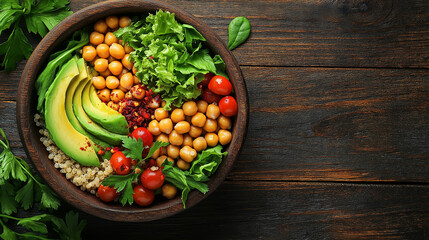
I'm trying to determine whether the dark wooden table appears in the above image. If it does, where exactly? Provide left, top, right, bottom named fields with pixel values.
left=1, top=0, right=429, bottom=239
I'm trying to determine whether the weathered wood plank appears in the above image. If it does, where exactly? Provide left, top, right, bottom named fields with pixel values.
left=66, top=0, right=429, bottom=68
left=72, top=181, right=429, bottom=239
left=230, top=66, right=429, bottom=182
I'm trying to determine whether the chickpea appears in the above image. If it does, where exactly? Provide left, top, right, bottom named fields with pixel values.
left=177, top=159, right=190, bottom=170
left=174, top=121, right=190, bottom=134
left=105, top=16, right=119, bottom=29
left=133, top=75, right=140, bottom=84
left=151, top=143, right=160, bottom=159
left=218, top=115, right=232, bottom=130
left=159, top=118, right=173, bottom=134
left=154, top=108, right=168, bottom=121
left=124, top=44, right=134, bottom=54
left=97, top=89, right=110, bottom=102
left=90, top=32, right=104, bottom=45
left=171, top=109, right=185, bottom=123
left=193, top=137, right=207, bottom=152
left=182, top=101, right=198, bottom=116
left=189, top=126, right=202, bottom=138
left=105, top=76, right=120, bottom=89
left=82, top=45, right=97, bottom=62
left=169, top=130, right=183, bottom=146
left=156, top=155, right=174, bottom=168
left=191, top=112, right=206, bottom=128
left=110, top=43, right=125, bottom=60
left=156, top=133, right=169, bottom=144
left=122, top=54, right=133, bottom=70
left=93, top=58, right=108, bottom=72
left=130, top=85, right=145, bottom=100
left=197, top=100, right=208, bottom=113
left=205, top=133, right=219, bottom=147
left=132, top=65, right=138, bottom=74
left=179, top=146, right=197, bottom=162
left=218, top=129, right=232, bottom=145
left=104, top=32, right=118, bottom=46
left=203, top=118, right=217, bottom=133
left=148, top=120, right=161, bottom=135
left=110, top=89, right=125, bottom=103
left=162, top=183, right=177, bottom=199
left=182, top=134, right=193, bottom=147
left=92, top=76, right=106, bottom=90
left=120, top=72, right=133, bottom=90
left=117, top=68, right=129, bottom=79
left=94, top=19, right=108, bottom=33
left=167, top=144, right=180, bottom=159
left=148, top=98, right=160, bottom=109
left=206, top=104, right=220, bottom=120
left=96, top=43, right=110, bottom=58
left=99, top=68, right=111, bottom=78
left=108, top=61, right=123, bottom=75
left=119, top=16, right=131, bottom=28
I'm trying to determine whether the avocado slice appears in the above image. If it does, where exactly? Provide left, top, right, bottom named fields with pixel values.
left=82, top=80, right=129, bottom=135
left=44, top=58, right=100, bottom=167
left=65, top=58, right=113, bottom=160
left=73, top=79, right=127, bottom=146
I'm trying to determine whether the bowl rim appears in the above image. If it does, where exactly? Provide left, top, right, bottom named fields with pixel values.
left=17, top=0, right=248, bottom=222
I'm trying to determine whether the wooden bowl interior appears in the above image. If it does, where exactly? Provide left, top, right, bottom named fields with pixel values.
left=17, top=0, right=247, bottom=222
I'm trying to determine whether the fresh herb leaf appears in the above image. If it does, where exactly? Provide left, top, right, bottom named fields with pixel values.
left=189, top=145, right=227, bottom=182
left=0, top=22, right=33, bottom=72
left=140, top=140, right=169, bottom=165
left=15, top=178, right=35, bottom=210
left=0, top=181, right=18, bottom=214
left=227, top=16, right=251, bottom=50
left=0, top=219, right=17, bottom=240
left=101, top=173, right=137, bottom=206
left=50, top=211, right=87, bottom=240
left=122, top=137, right=146, bottom=161
left=38, top=184, right=61, bottom=210
left=0, top=3, right=23, bottom=36
left=17, top=214, right=50, bottom=234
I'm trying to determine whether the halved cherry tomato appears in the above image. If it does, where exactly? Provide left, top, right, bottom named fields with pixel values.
left=97, top=185, right=118, bottom=202
left=133, top=185, right=155, bottom=207
left=208, top=75, right=232, bottom=95
left=219, top=96, right=238, bottom=117
left=131, top=127, right=153, bottom=147
left=110, top=151, right=132, bottom=175
left=199, top=72, right=215, bottom=87
left=201, top=88, right=221, bottom=104
left=141, top=166, right=165, bottom=190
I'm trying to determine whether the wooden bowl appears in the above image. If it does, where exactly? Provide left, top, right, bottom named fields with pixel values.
left=17, top=0, right=247, bottom=222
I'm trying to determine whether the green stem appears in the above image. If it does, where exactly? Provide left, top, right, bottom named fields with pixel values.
left=0, top=214, right=21, bottom=221
left=16, top=158, right=44, bottom=187
left=16, top=232, right=50, bottom=240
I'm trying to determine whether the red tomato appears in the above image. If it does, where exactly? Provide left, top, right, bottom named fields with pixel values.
left=97, top=185, right=118, bottom=202
left=133, top=185, right=155, bottom=207
left=201, top=88, right=221, bottom=104
left=219, top=96, right=238, bottom=117
left=110, top=151, right=132, bottom=175
left=141, top=166, right=165, bottom=190
left=131, top=127, right=153, bottom=147
left=208, top=75, right=232, bottom=95
left=199, top=72, right=215, bottom=87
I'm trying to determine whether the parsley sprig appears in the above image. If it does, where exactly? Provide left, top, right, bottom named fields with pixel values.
left=0, top=0, right=73, bottom=72
left=101, top=138, right=168, bottom=206
left=0, top=128, right=86, bottom=239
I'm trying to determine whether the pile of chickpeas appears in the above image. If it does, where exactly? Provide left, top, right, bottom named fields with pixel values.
left=148, top=100, right=233, bottom=170
left=81, top=15, right=145, bottom=112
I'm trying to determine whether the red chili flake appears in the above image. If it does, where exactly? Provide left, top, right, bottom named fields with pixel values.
left=80, top=147, right=85, bottom=151
left=87, top=141, right=91, bottom=147
left=149, top=56, right=154, bottom=59
left=112, top=147, right=120, bottom=153
left=98, top=150, right=105, bottom=155
left=88, top=121, right=92, bottom=124
left=106, top=147, right=111, bottom=151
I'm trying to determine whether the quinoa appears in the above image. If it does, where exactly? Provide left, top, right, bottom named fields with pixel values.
left=34, top=114, right=113, bottom=194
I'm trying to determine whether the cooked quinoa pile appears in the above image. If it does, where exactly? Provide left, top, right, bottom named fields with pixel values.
left=34, top=114, right=113, bottom=194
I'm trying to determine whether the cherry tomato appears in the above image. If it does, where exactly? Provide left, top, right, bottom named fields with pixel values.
left=199, top=72, right=215, bottom=87
left=110, top=151, right=132, bottom=175
left=208, top=75, right=232, bottom=95
left=201, top=88, right=221, bottom=104
left=132, top=185, right=155, bottom=207
left=97, top=185, right=118, bottom=202
left=141, top=166, right=165, bottom=190
left=219, top=96, right=238, bottom=117
left=131, top=127, right=153, bottom=147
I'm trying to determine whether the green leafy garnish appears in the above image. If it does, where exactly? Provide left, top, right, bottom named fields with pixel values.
left=0, top=0, right=72, bottom=72
left=50, top=211, right=87, bottom=240
left=101, top=140, right=167, bottom=205
left=114, top=10, right=226, bottom=110
left=162, top=145, right=227, bottom=208
left=227, top=16, right=251, bottom=50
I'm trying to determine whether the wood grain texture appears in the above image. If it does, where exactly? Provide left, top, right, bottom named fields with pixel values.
left=69, top=181, right=429, bottom=239
left=68, top=0, right=429, bottom=68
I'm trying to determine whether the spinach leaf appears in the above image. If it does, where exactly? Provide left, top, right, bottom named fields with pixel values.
left=227, top=16, right=251, bottom=50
